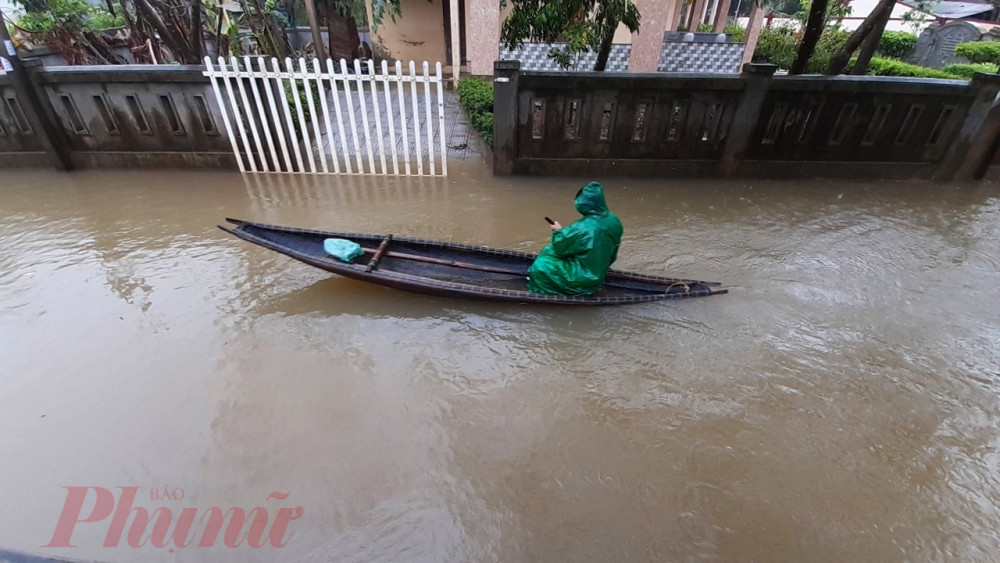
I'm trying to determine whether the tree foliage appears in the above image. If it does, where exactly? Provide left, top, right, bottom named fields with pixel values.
left=753, top=25, right=847, bottom=72
left=13, top=0, right=127, bottom=64
left=500, top=0, right=640, bottom=71
left=789, top=0, right=829, bottom=74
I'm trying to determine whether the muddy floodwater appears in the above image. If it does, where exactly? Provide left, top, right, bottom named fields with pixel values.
left=1, top=164, right=999, bottom=562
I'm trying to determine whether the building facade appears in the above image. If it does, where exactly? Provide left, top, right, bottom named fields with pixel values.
left=372, top=0, right=737, bottom=76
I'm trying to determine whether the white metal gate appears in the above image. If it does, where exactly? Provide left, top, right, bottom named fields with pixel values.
left=204, top=56, right=448, bottom=176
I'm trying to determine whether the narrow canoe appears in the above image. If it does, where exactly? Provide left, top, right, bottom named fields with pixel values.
left=219, top=218, right=728, bottom=305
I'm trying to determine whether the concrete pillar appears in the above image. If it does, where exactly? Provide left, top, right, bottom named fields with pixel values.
left=669, top=0, right=685, bottom=31
left=630, top=0, right=675, bottom=72
left=450, top=0, right=461, bottom=87
left=0, top=13, right=74, bottom=171
left=713, top=0, right=733, bottom=32
left=937, top=73, right=1000, bottom=181
left=741, top=4, right=765, bottom=66
left=493, top=60, right=520, bottom=175
left=689, top=0, right=709, bottom=29
left=468, top=0, right=501, bottom=76
left=721, top=63, right=777, bottom=176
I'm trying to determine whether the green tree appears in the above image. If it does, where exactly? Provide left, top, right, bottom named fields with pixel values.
left=826, top=0, right=893, bottom=74
left=501, top=0, right=641, bottom=71
left=13, top=0, right=126, bottom=64
left=789, top=0, right=829, bottom=74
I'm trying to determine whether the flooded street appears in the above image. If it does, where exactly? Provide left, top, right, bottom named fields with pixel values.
left=1, top=163, right=999, bottom=562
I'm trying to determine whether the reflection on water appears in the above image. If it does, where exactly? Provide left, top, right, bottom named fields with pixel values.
left=0, top=165, right=999, bottom=562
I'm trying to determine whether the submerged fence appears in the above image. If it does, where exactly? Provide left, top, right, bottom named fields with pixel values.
left=204, top=57, right=448, bottom=176
left=0, top=56, right=449, bottom=175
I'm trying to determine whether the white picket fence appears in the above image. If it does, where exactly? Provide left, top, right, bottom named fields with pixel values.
left=203, top=56, right=448, bottom=176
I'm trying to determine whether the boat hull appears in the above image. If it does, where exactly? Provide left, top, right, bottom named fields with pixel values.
left=219, top=219, right=728, bottom=306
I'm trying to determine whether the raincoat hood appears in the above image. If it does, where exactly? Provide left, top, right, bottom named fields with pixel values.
left=574, top=182, right=609, bottom=216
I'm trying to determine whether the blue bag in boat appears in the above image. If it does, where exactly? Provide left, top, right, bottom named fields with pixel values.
left=324, top=238, right=364, bottom=263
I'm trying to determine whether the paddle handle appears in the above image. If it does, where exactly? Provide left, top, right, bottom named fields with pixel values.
left=361, top=247, right=527, bottom=277
left=365, top=235, right=393, bottom=272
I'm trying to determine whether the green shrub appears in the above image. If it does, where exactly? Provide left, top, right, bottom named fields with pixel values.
left=752, top=27, right=847, bottom=72
left=864, top=57, right=964, bottom=79
left=283, top=79, right=322, bottom=140
left=696, top=23, right=714, bottom=32
left=17, top=0, right=123, bottom=34
left=458, top=77, right=494, bottom=147
left=955, top=41, right=1000, bottom=65
left=810, top=29, right=849, bottom=72
left=752, top=27, right=799, bottom=69
left=724, top=24, right=746, bottom=43
left=876, top=31, right=917, bottom=60
left=942, top=62, right=999, bottom=78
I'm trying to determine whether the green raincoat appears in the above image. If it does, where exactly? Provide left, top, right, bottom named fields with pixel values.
left=527, top=182, right=623, bottom=296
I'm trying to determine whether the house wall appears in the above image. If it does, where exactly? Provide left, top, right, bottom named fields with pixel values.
left=371, top=0, right=448, bottom=65
left=467, top=0, right=501, bottom=75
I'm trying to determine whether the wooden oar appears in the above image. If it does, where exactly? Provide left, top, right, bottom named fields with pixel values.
left=361, top=246, right=528, bottom=277
left=365, top=235, right=393, bottom=273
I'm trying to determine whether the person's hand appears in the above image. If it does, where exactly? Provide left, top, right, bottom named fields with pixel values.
left=549, top=221, right=562, bottom=231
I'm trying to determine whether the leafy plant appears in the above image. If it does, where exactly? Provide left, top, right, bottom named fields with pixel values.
left=458, top=77, right=493, bottom=147
left=875, top=31, right=917, bottom=60
left=696, top=23, right=713, bottom=32
left=864, top=56, right=964, bottom=79
left=796, top=0, right=851, bottom=26
left=14, top=0, right=126, bottom=64
left=791, top=0, right=831, bottom=74
left=955, top=41, right=1000, bottom=66
left=284, top=78, right=322, bottom=140
left=942, top=62, right=999, bottom=79
left=900, top=8, right=930, bottom=34
left=724, top=23, right=746, bottom=42
left=16, top=0, right=123, bottom=34
left=753, top=27, right=847, bottom=72
left=752, top=26, right=799, bottom=69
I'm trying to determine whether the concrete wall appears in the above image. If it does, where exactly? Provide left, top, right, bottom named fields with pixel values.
left=0, top=64, right=236, bottom=170
left=499, top=43, right=632, bottom=72
left=492, top=61, right=1000, bottom=182
left=371, top=0, right=447, bottom=65
left=0, top=66, right=48, bottom=168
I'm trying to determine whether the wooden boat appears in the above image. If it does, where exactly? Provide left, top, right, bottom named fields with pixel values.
left=219, top=218, right=728, bottom=305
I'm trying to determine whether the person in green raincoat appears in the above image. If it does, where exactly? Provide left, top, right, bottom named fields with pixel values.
left=527, top=181, right=623, bottom=296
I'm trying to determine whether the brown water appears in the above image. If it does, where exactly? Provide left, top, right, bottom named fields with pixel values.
left=1, top=164, right=999, bottom=562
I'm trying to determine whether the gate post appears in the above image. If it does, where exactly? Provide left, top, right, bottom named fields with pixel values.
left=935, top=72, right=1000, bottom=182
left=721, top=63, right=776, bottom=177
left=0, top=12, right=74, bottom=171
left=493, top=60, right=520, bottom=176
